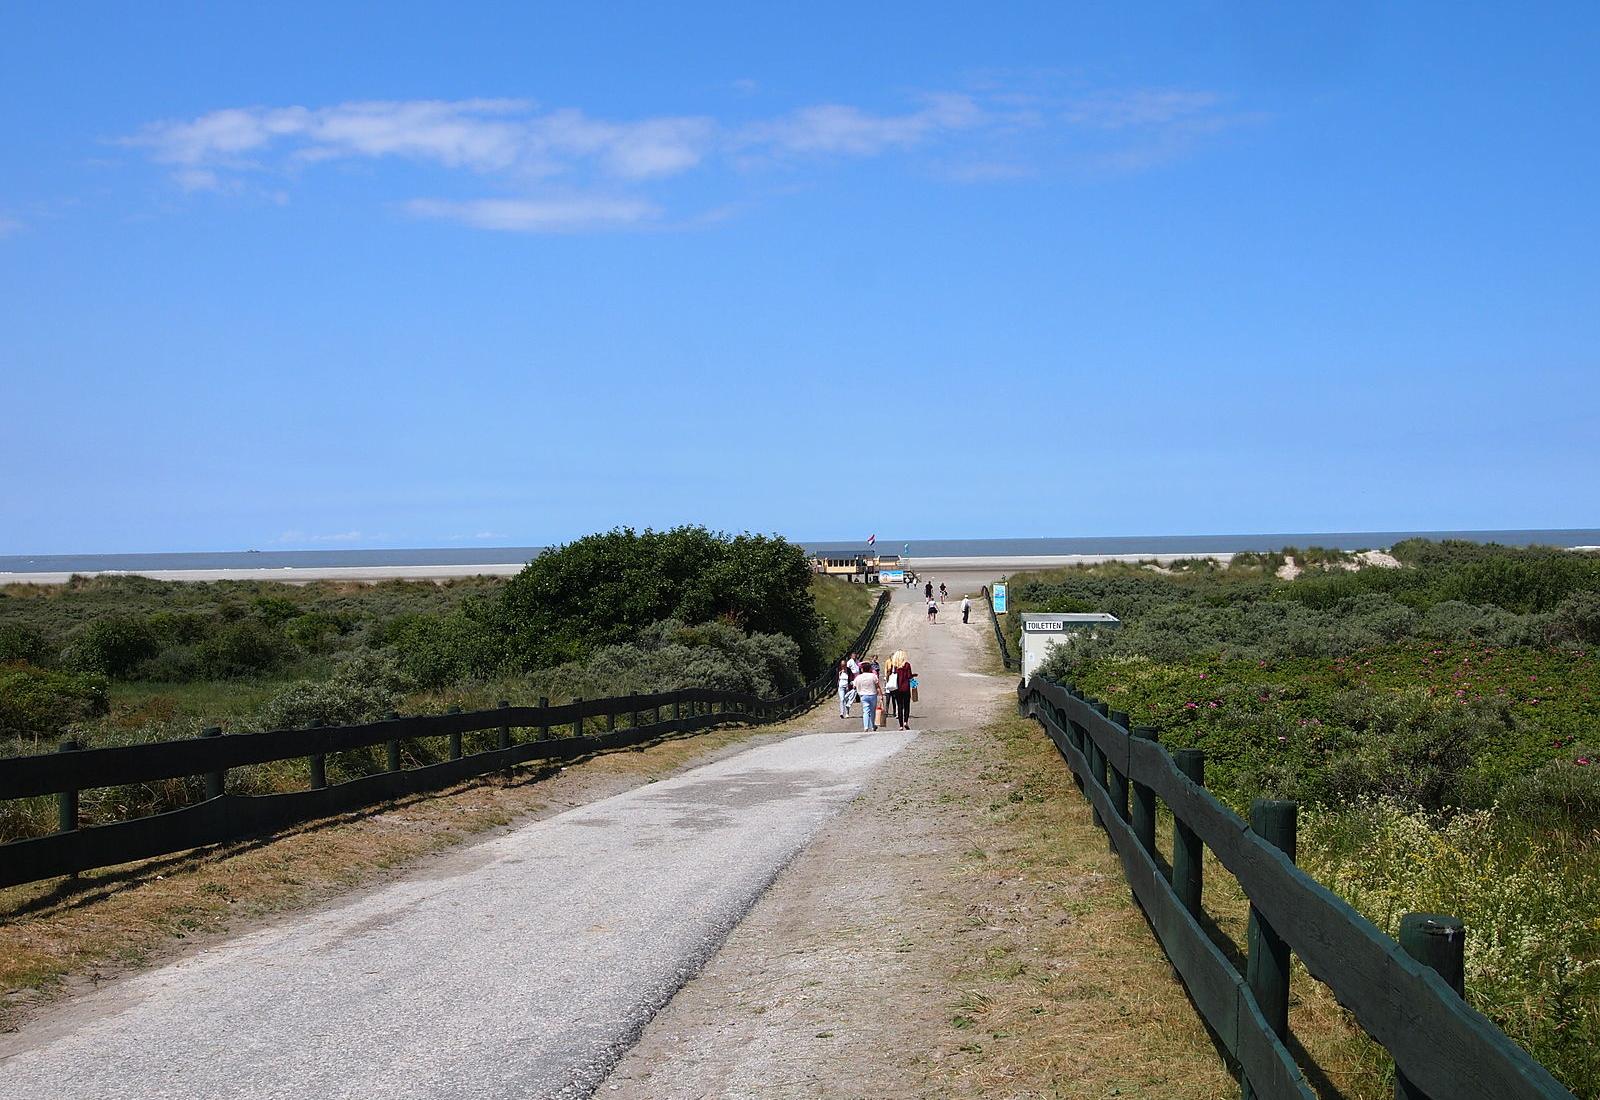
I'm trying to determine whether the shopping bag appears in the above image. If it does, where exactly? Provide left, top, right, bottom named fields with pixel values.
left=875, top=699, right=886, bottom=724
left=911, top=685, right=919, bottom=703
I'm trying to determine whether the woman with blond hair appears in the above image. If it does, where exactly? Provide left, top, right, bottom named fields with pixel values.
left=886, top=649, right=915, bottom=730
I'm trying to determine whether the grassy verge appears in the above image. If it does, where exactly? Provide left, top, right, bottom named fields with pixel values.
left=810, top=574, right=876, bottom=663
left=926, top=711, right=1236, bottom=1097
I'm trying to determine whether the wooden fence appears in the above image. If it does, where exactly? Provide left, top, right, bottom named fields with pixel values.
left=0, top=592, right=890, bottom=891
left=1017, top=674, right=1575, bottom=1100
left=986, top=585, right=1013, bottom=669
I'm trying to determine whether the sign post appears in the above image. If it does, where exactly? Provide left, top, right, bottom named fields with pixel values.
left=993, top=583, right=1007, bottom=614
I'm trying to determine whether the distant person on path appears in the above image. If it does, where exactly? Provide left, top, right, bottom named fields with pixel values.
left=887, top=650, right=914, bottom=730
left=961, top=595, right=971, bottom=623
left=853, top=664, right=881, bottom=732
left=925, top=581, right=934, bottom=600
left=837, top=661, right=854, bottom=718
left=939, top=583, right=947, bottom=604
left=927, top=598, right=938, bottom=623
left=847, top=653, right=860, bottom=676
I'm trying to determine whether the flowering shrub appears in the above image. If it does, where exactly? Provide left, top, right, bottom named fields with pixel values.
left=1303, top=801, right=1600, bottom=1092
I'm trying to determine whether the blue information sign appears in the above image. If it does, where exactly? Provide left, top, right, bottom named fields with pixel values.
left=993, top=583, right=1007, bottom=614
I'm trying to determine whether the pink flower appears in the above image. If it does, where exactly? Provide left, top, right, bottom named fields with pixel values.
left=1198, top=672, right=1207, bottom=679
left=1577, top=758, right=1591, bottom=766
left=1184, top=702, right=1198, bottom=709
left=1208, top=701, right=1219, bottom=708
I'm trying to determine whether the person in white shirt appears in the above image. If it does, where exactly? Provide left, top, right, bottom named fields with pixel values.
left=852, top=666, right=881, bottom=731
left=961, top=595, right=972, bottom=623
left=837, top=662, right=854, bottom=718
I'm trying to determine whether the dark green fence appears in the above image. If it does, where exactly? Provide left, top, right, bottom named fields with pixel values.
left=0, top=592, right=890, bottom=890
left=986, top=585, right=1013, bottom=669
left=1017, top=675, right=1574, bottom=1100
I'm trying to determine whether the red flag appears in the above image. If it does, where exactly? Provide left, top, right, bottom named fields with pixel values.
left=866, top=533, right=876, bottom=546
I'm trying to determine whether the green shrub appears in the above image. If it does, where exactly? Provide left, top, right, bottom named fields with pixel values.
left=197, top=620, right=294, bottom=677
left=256, top=651, right=415, bottom=730
left=492, top=527, right=822, bottom=672
left=60, top=614, right=160, bottom=677
left=383, top=611, right=500, bottom=688
left=0, top=664, right=111, bottom=746
left=0, top=622, right=49, bottom=665
left=1501, top=752, right=1600, bottom=832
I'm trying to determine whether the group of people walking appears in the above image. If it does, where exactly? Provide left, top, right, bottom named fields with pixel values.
left=837, top=651, right=917, bottom=731
left=921, top=580, right=973, bottom=624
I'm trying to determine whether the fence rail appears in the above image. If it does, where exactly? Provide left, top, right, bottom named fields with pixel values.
left=1017, top=675, right=1574, bottom=1100
left=0, top=592, right=890, bottom=891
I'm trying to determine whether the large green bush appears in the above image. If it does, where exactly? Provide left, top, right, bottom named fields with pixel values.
left=256, top=651, right=416, bottom=730
left=60, top=614, right=161, bottom=677
left=491, top=527, right=822, bottom=672
left=0, top=663, right=111, bottom=745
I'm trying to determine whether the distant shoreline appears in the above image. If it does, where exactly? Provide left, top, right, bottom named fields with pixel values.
left=0, top=548, right=1586, bottom=586
left=0, top=553, right=1246, bottom=586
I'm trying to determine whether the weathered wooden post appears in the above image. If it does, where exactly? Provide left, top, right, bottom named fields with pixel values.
left=1131, top=726, right=1159, bottom=858
left=447, top=705, right=463, bottom=760
left=307, top=719, right=327, bottom=790
left=56, top=738, right=81, bottom=833
left=385, top=713, right=402, bottom=772
left=1088, top=701, right=1110, bottom=828
left=1394, top=914, right=1467, bottom=1100
left=572, top=698, right=584, bottom=739
left=202, top=726, right=226, bottom=799
left=1067, top=716, right=1088, bottom=792
left=606, top=707, right=616, bottom=733
left=1242, top=799, right=1297, bottom=1100
left=673, top=693, right=682, bottom=725
left=1108, top=709, right=1132, bottom=824
left=497, top=700, right=512, bottom=751
left=538, top=696, right=549, bottom=740
left=1172, top=749, right=1206, bottom=916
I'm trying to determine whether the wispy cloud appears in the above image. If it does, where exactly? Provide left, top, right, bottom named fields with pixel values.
left=275, top=529, right=367, bottom=544
left=125, top=84, right=1254, bottom=232
left=402, top=196, right=659, bottom=232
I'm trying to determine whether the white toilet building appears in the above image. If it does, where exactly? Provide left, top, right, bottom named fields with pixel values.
left=1020, top=612, right=1121, bottom=682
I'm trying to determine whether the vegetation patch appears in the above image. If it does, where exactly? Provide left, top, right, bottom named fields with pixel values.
left=1010, top=539, right=1600, bottom=1094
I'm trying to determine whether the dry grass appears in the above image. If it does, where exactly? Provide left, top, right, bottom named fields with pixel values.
left=924, top=713, right=1236, bottom=1098
left=0, top=719, right=781, bottom=1033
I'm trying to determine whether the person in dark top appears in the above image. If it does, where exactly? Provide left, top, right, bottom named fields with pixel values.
left=925, top=581, right=934, bottom=600
left=888, top=651, right=914, bottom=730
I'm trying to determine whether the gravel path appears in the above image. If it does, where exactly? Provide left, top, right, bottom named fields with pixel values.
left=0, top=720, right=917, bottom=1097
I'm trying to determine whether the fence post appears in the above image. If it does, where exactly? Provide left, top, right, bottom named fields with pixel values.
left=606, top=707, right=616, bottom=733
left=538, top=696, right=549, bottom=740
left=1131, top=726, right=1159, bottom=858
left=572, top=698, right=584, bottom=739
left=385, top=713, right=401, bottom=772
left=202, top=726, right=226, bottom=798
left=1242, top=799, right=1298, bottom=1100
left=1172, top=749, right=1205, bottom=917
left=307, top=720, right=327, bottom=790
left=498, top=700, right=512, bottom=751
left=1088, top=701, right=1110, bottom=828
left=56, top=738, right=81, bottom=834
left=673, top=693, right=681, bottom=724
left=1394, top=914, right=1466, bottom=1100
left=447, top=705, right=463, bottom=760
left=1108, top=709, right=1132, bottom=824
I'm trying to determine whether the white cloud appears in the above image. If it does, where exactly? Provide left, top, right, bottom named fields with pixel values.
left=1062, top=89, right=1225, bottom=130
left=124, top=84, right=1250, bottom=231
left=745, top=93, right=983, bottom=156
left=402, top=196, right=659, bottom=232
left=276, top=529, right=366, bottom=543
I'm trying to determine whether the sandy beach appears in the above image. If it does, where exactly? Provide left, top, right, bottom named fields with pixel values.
left=0, top=553, right=1241, bottom=586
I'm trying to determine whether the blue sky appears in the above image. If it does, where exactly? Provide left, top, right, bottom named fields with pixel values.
left=2, top=3, right=1597, bottom=554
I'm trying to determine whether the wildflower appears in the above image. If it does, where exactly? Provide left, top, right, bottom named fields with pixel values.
left=1578, top=757, right=1592, bottom=766
left=1198, top=672, right=1207, bottom=679
left=1208, top=701, right=1219, bottom=708
left=1184, top=702, right=1198, bottom=709
left=1277, top=736, right=1288, bottom=743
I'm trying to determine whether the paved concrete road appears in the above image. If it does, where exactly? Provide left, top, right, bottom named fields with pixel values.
left=0, top=729, right=915, bottom=1099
